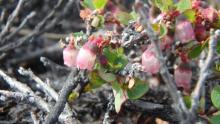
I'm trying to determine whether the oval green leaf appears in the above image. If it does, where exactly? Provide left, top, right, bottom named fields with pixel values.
left=210, top=112, right=220, bottom=124
left=127, top=79, right=149, bottom=99
left=211, top=85, right=220, bottom=109
left=93, top=0, right=108, bottom=9
left=188, top=44, right=203, bottom=59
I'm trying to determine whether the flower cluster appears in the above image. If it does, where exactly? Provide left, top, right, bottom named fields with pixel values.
left=62, top=0, right=220, bottom=114
left=63, top=35, right=105, bottom=70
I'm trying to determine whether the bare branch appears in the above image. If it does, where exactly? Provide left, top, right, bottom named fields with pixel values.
left=18, top=67, right=78, bottom=124
left=134, top=0, right=189, bottom=122
left=190, top=30, right=220, bottom=114
left=0, top=0, right=70, bottom=52
left=18, top=67, right=59, bottom=101
left=1, top=11, right=37, bottom=44
left=45, top=69, right=80, bottom=124
left=0, top=69, right=50, bottom=112
left=0, top=0, right=25, bottom=40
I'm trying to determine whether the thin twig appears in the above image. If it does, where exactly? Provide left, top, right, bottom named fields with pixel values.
left=135, top=0, right=188, bottom=122
left=1, top=11, right=37, bottom=44
left=18, top=67, right=77, bottom=124
left=45, top=69, right=79, bottom=124
left=0, top=90, right=33, bottom=102
left=125, top=100, right=177, bottom=123
left=190, top=30, right=220, bottom=114
left=0, top=69, right=50, bottom=112
left=40, top=56, right=71, bottom=73
left=18, top=67, right=59, bottom=101
left=0, top=0, right=67, bottom=52
left=10, top=43, right=61, bottom=64
left=0, top=0, right=25, bottom=40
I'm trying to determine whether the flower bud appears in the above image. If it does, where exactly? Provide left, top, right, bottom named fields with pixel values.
left=175, top=20, right=195, bottom=43
left=142, top=46, right=160, bottom=74
left=200, top=7, right=218, bottom=23
left=194, top=24, right=208, bottom=42
left=63, top=46, right=78, bottom=67
left=174, top=64, right=192, bottom=91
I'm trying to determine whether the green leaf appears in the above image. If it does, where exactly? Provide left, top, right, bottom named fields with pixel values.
left=73, top=31, right=87, bottom=41
left=183, top=95, right=191, bottom=109
left=103, top=47, right=117, bottom=63
left=176, top=0, right=192, bottom=12
left=217, top=39, right=220, bottom=54
left=211, top=85, right=220, bottom=109
left=89, top=71, right=106, bottom=89
left=112, top=81, right=121, bottom=92
left=68, top=91, right=79, bottom=102
left=183, top=9, right=196, bottom=22
left=73, top=31, right=84, bottom=37
left=93, top=0, right=108, bottom=9
left=112, top=82, right=127, bottom=113
left=103, top=47, right=128, bottom=71
left=159, top=23, right=167, bottom=39
left=91, top=15, right=105, bottom=28
left=114, top=55, right=128, bottom=70
left=98, top=68, right=116, bottom=82
left=116, top=11, right=133, bottom=25
left=215, top=62, right=220, bottom=72
left=114, top=89, right=127, bottom=113
left=210, top=112, right=220, bottom=124
left=188, top=44, right=203, bottom=59
left=83, top=0, right=95, bottom=9
left=154, top=0, right=173, bottom=12
left=127, top=79, right=149, bottom=99
left=130, top=11, right=139, bottom=21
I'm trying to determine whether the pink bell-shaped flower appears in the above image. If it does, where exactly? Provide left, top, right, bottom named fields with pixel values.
left=76, top=45, right=96, bottom=70
left=174, top=63, right=192, bottom=91
left=76, top=36, right=104, bottom=70
left=200, top=7, right=218, bottom=23
left=63, top=36, right=78, bottom=67
left=63, top=46, right=78, bottom=67
left=175, top=20, right=195, bottom=43
left=142, top=46, right=160, bottom=74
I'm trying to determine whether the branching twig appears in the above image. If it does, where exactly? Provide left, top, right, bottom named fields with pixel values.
left=1, top=11, right=37, bottom=44
left=18, top=67, right=78, bottom=124
left=0, top=69, right=50, bottom=112
left=0, top=0, right=74, bottom=51
left=125, top=100, right=176, bottom=122
left=40, top=56, right=71, bottom=73
left=10, top=43, right=61, bottom=64
left=0, top=0, right=25, bottom=40
left=45, top=69, right=79, bottom=124
left=18, top=67, right=59, bottom=101
left=135, top=0, right=188, bottom=122
left=190, top=30, right=220, bottom=115
left=0, top=90, right=36, bottom=103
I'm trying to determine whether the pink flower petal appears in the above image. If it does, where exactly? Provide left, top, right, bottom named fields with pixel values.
left=76, top=46, right=96, bottom=71
left=175, top=20, right=195, bottom=43
left=142, top=48, right=160, bottom=74
left=174, top=65, right=192, bottom=91
left=63, top=46, right=78, bottom=67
